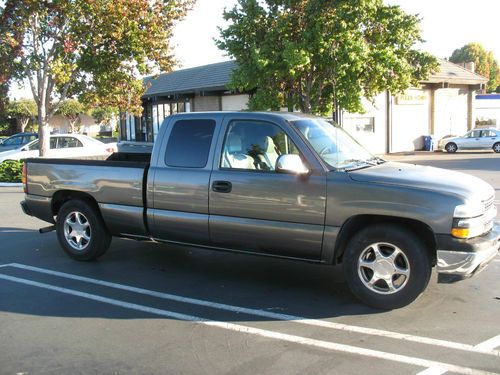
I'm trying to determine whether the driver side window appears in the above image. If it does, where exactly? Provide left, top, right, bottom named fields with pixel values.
left=221, top=120, right=299, bottom=171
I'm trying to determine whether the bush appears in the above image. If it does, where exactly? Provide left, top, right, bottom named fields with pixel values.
left=0, top=160, right=24, bottom=183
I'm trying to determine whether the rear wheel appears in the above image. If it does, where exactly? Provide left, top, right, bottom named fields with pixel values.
left=56, top=199, right=111, bottom=261
left=445, top=142, right=458, bottom=153
left=342, top=224, right=431, bottom=309
left=493, top=142, right=500, bottom=153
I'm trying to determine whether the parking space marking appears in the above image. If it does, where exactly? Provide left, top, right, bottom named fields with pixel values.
left=0, top=273, right=497, bottom=375
left=0, top=264, right=13, bottom=268
left=4, top=262, right=500, bottom=357
left=416, top=335, right=500, bottom=374
left=475, top=336, right=500, bottom=351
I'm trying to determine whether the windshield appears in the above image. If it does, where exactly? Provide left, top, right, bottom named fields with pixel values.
left=291, top=118, right=382, bottom=170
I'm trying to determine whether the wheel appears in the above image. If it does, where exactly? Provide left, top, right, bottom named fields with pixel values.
left=445, top=142, right=457, bottom=153
left=493, top=142, right=500, bottom=153
left=56, top=199, right=111, bottom=261
left=342, top=224, right=431, bottom=309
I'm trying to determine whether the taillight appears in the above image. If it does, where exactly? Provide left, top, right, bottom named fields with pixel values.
left=22, top=163, right=28, bottom=194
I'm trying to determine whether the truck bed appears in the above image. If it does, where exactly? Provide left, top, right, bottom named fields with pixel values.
left=24, top=153, right=151, bottom=237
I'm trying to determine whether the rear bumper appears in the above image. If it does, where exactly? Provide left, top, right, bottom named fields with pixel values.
left=20, top=194, right=55, bottom=224
left=436, top=223, right=500, bottom=283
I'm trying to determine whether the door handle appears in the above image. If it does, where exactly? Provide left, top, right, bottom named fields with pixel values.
left=212, top=180, right=232, bottom=193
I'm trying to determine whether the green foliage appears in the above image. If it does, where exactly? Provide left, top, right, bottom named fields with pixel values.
left=57, top=99, right=85, bottom=117
left=217, top=0, right=438, bottom=115
left=6, top=98, right=37, bottom=131
left=450, top=43, right=500, bottom=93
left=0, top=159, right=23, bottom=182
left=91, top=106, right=118, bottom=126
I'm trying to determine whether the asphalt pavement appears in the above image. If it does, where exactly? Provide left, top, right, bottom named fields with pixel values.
left=0, top=151, right=499, bottom=375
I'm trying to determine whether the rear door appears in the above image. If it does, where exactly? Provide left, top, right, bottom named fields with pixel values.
left=208, top=115, right=327, bottom=260
left=148, top=115, right=221, bottom=245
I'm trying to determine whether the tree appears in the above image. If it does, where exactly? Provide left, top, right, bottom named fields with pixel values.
left=6, top=98, right=37, bottom=132
left=56, top=99, right=85, bottom=133
left=449, top=43, right=500, bottom=93
left=91, top=106, right=118, bottom=127
left=0, top=0, right=194, bottom=155
left=217, top=0, right=438, bottom=115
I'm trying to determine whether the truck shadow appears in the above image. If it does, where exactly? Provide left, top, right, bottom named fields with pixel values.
left=0, top=227, right=384, bottom=322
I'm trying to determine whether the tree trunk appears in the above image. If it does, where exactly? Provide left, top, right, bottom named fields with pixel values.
left=37, top=104, right=50, bottom=156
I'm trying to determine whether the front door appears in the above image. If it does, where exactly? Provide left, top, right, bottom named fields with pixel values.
left=209, top=118, right=327, bottom=260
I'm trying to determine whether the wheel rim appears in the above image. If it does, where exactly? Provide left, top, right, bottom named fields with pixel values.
left=447, top=144, right=456, bottom=152
left=357, top=242, right=410, bottom=295
left=494, top=144, right=500, bottom=153
left=63, top=211, right=91, bottom=251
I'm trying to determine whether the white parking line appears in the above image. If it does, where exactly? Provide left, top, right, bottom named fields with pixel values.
left=4, top=262, right=500, bottom=357
left=0, top=264, right=13, bottom=268
left=416, top=335, right=500, bottom=375
left=0, top=273, right=496, bottom=375
left=475, top=335, right=500, bottom=351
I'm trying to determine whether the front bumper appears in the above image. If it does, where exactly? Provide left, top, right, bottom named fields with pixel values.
left=436, top=223, right=500, bottom=283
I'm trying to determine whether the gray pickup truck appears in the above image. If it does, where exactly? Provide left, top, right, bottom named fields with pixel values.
left=21, top=112, right=499, bottom=309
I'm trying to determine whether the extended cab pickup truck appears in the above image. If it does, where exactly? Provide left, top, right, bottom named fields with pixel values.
left=21, top=112, right=500, bottom=309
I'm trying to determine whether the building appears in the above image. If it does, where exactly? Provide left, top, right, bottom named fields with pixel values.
left=119, top=59, right=487, bottom=154
left=475, top=94, right=500, bottom=128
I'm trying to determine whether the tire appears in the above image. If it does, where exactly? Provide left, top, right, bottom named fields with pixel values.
left=342, top=224, right=431, bottom=310
left=56, top=199, right=111, bottom=261
left=445, top=142, right=458, bottom=153
left=493, top=142, right=500, bottom=153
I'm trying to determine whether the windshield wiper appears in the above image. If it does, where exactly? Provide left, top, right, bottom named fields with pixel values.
left=338, top=158, right=377, bottom=171
left=367, top=156, right=386, bottom=165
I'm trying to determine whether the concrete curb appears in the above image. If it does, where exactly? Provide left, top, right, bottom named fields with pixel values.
left=0, top=182, right=22, bottom=187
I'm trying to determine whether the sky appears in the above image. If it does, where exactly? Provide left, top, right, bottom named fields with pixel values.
left=10, top=0, right=500, bottom=98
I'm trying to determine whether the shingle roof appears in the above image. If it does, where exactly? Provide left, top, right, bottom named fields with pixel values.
left=143, top=58, right=487, bottom=98
left=143, top=60, right=236, bottom=98
left=421, top=59, right=488, bottom=85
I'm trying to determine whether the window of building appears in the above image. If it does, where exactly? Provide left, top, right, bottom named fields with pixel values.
left=221, top=120, right=299, bottom=171
left=164, top=119, right=216, bottom=168
left=343, top=116, right=375, bottom=133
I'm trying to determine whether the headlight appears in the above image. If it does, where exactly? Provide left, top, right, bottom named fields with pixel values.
left=451, top=203, right=495, bottom=239
left=453, top=202, right=484, bottom=218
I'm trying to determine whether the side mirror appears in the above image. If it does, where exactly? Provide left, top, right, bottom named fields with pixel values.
left=276, top=154, right=309, bottom=175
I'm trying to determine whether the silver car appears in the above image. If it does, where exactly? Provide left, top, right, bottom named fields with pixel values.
left=438, top=128, right=500, bottom=153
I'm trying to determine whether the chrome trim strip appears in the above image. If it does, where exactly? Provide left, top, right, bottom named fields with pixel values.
left=437, top=245, right=499, bottom=277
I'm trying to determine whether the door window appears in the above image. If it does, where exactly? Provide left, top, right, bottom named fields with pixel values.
left=57, top=137, right=83, bottom=148
left=22, top=135, right=37, bottom=144
left=3, top=136, right=22, bottom=146
left=164, top=119, right=216, bottom=168
left=221, top=120, right=299, bottom=171
left=468, top=130, right=481, bottom=138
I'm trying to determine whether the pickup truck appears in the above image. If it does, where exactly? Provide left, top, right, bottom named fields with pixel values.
left=21, top=112, right=500, bottom=309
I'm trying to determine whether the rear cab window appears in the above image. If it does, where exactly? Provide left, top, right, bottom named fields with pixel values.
left=164, top=119, right=216, bottom=168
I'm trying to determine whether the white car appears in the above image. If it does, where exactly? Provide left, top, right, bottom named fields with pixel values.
left=438, top=128, right=500, bottom=153
left=0, top=134, right=116, bottom=163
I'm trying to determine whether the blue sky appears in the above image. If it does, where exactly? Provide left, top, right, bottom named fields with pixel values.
left=10, top=0, right=500, bottom=98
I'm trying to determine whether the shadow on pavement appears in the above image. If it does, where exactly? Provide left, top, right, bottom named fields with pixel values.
left=0, top=227, right=380, bottom=322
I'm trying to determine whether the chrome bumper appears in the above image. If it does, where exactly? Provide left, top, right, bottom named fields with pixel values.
left=437, top=224, right=500, bottom=283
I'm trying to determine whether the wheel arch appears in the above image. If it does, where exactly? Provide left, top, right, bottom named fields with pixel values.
left=332, top=215, right=437, bottom=266
left=52, top=190, right=101, bottom=218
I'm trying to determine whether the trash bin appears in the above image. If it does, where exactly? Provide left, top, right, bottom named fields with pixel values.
left=423, top=135, right=435, bottom=151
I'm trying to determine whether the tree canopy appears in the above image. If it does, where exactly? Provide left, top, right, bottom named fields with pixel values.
left=56, top=98, right=85, bottom=133
left=217, top=0, right=438, bottom=115
left=0, top=0, right=194, bottom=154
left=6, top=98, right=37, bottom=132
left=449, top=43, right=500, bottom=93
left=91, top=106, right=118, bottom=127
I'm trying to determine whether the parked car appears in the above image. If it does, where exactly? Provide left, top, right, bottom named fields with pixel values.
left=21, top=112, right=499, bottom=309
left=438, top=128, right=500, bottom=153
left=0, top=134, right=116, bottom=163
left=0, top=132, right=38, bottom=152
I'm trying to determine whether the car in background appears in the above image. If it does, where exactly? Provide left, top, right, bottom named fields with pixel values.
left=0, top=132, right=38, bottom=152
left=0, top=134, right=116, bottom=163
left=438, top=128, right=500, bottom=153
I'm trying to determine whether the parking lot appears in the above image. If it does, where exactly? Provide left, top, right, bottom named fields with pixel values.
left=0, top=151, right=499, bottom=375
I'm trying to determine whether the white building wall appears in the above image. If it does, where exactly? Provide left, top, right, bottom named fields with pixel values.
left=221, top=94, right=250, bottom=111
left=390, top=88, right=431, bottom=153
left=475, top=96, right=500, bottom=128
left=433, top=87, right=469, bottom=139
left=342, top=93, right=387, bottom=154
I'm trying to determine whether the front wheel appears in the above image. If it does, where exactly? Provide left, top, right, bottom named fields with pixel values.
left=56, top=199, right=111, bottom=261
left=445, top=142, right=458, bottom=153
left=342, top=224, right=431, bottom=309
left=493, top=142, right=500, bottom=153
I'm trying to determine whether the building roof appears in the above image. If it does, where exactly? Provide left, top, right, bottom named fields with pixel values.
left=421, top=59, right=488, bottom=85
left=143, top=60, right=236, bottom=98
left=143, top=58, right=487, bottom=98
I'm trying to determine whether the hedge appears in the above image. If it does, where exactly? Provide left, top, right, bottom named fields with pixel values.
left=0, top=160, right=23, bottom=183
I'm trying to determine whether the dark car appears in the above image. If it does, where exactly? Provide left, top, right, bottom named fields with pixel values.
left=0, top=132, right=38, bottom=152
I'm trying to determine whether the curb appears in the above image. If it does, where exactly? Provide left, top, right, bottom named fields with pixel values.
left=0, top=182, right=22, bottom=187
